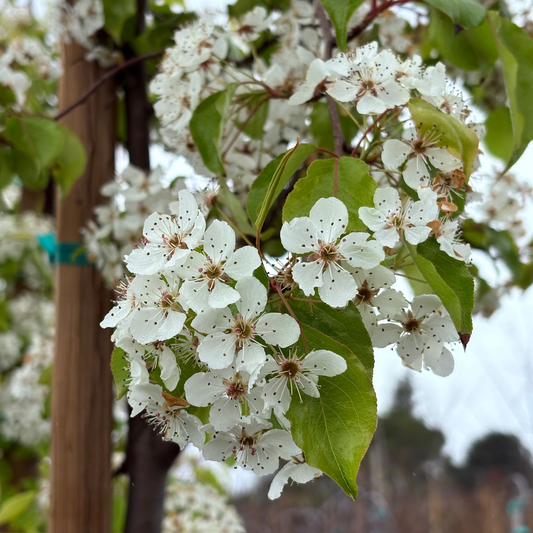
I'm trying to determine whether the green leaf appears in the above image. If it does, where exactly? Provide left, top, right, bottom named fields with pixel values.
left=240, top=95, right=270, bottom=140
left=103, top=0, right=137, bottom=43
left=408, top=99, right=479, bottom=179
left=406, top=239, right=474, bottom=334
left=190, top=84, right=238, bottom=175
left=484, top=107, right=514, bottom=162
left=111, top=347, right=130, bottom=400
left=0, top=146, right=15, bottom=189
left=487, top=12, right=533, bottom=169
left=247, top=144, right=316, bottom=229
left=283, top=157, right=376, bottom=231
left=0, top=491, right=35, bottom=525
left=288, top=297, right=374, bottom=377
left=228, top=0, right=290, bottom=17
left=286, top=323, right=377, bottom=499
left=53, top=125, right=87, bottom=197
left=425, top=0, right=486, bottom=28
left=217, top=176, right=255, bottom=235
left=4, top=117, right=64, bottom=168
left=428, top=11, right=497, bottom=71
left=11, top=148, right=46, bottom=190
left=310, top=101, right=361, bottom=150
left=318, top=0, right=365, bottom=52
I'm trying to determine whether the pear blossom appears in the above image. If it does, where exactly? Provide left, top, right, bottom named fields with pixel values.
left=176, top=220, right=261, bottom=312
left=359, top=187, right=439, bottom=247
left=234, top=6, right=271, bottom=41
left=373, top=295, right=458, bottom=374
left=100, top=276, right=141, bottom=329
left=288, top=58, right=330, bottom=105
left=280, top=197, right=384, bottom=308
left=268, top=454, right=322, bottom=499
left=117, top=335, right=180, bottom=391
left=128, top=383, right=205, bottom=448
left=261, top=349, right=347, bottom=414
left=129, top=273, right=188, bottom=344
left=191, top=277, right=300, bottom=378
left=428, top=219, right=471, bottom=262
left=202, top=419, right=300, bottom=475
left=382, top=128, right=462, bottom=189
left=184, top=367, right=265, bottom=431
left=349, top=265, right=408, bottom=330
left=326, top=49, right=410, bottom=114
left=126, top=190, right=205, bottom=275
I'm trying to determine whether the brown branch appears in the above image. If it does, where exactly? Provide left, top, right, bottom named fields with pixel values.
left=55, top=50, right=163, bottom=121
left=316, top=2, right=345, bottom=157
left=345, top=0, right=412, bottom=43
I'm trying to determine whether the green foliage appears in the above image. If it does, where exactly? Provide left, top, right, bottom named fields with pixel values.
left=289, top=298, right=374, bottom=377
left=102, top=0, right=137, bottom=43
left=228, top=0, right=290, bottom=18
left=424, top=0, right=486, bottom=29
left=0, top=491, right=36, bottom=526
left=428, top=11, right=497, bottom=71
left=487, top=12, right=533, bottom=168
left=484, top=107, right=514, bottom=161
left=408, top=99, right=479, bottom=179
left=283, top=157, right=376, bottom=231
left=1, top=117, right=86, bottom=194
left=317, top=0, right=366, bottom=52
left=0, top=146, right=15, bottom=189
left=111, top=347, right=130, bottom=400
left=286, top=319, right=377, bottom=499
left=248, top=143, right=317, bottom=232
left=237, top=94, right=270, bottom=140
left=190, top=84, right=238, bottom=175
left=406, top=239, right=474, bottom=334
left=53, top=125, right=87, bottom=197
left=217, top=176, right=255, bottom=235
left=309, top=102, right=360, bottom=150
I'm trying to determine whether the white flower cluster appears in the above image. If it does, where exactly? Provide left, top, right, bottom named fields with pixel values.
left=47, top=0, right=120, bottom=67
left=83, top=165, right=186, bottom=287
left=0, top=335, right=53, bottom=446
left=163, top=476, right=246, bottom=533
left=102, top=190, right=347, bottom=496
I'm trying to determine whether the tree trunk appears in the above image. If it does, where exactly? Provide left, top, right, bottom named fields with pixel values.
left=48, top=41, right=115, bottom=533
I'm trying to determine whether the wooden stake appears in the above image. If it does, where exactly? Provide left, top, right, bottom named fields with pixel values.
left=48, top=41, right=115, bottom=533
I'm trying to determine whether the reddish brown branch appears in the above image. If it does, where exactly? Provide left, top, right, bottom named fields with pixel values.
left=345, top=0, right=413, bottom=43
left=55, top=50, right=163, bottom=121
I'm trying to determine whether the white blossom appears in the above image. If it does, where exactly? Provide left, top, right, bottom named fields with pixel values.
left=382, top=128, right=462, bottom=190
left=261, top=349, right=347, bottom=414
left=373, top=295, right=458, bottom=375
left=191, top=277, right=300, bottom=379
left=126, top=190, right=205, bottom=275
left=359, top=187, right=439, bottom=247
left=176, top=220, right=261, bottom=312
left=184, top=367, right=265, bottom=431
left=202, top=419, right=300, bottom=475
left=281, top=197, right=384, bottom=307
left=268, top=454, right=322, bottom=499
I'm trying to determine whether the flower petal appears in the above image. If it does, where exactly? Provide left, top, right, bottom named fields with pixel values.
left=256, top=313, right=300, bottom=347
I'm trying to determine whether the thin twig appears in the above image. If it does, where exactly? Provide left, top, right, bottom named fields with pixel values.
left=55, top=50, right=163, bottom=121
left=351, top=110, right=388, bottom=157
left=222, top=95, right=270, bottom=159
left=345, top=0, right=412, bottom=43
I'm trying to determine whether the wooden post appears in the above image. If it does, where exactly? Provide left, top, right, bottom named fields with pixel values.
left=48, top=41, right=115, bottom=533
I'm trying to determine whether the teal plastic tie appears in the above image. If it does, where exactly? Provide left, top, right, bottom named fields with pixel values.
left=55, top=242, right=95, bottom=267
